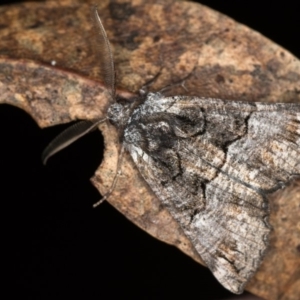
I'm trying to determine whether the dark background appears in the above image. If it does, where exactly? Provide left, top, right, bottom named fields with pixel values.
left=1, top=1, right=299, bottom=299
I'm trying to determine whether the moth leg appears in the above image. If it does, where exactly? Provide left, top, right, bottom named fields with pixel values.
left=139, top=69, right=164, bottom=96
left=158, top=79, right=188, bottom=94
left=93, top=144, right=125, bottom=207
left=157, top=65, right=197, bottom=94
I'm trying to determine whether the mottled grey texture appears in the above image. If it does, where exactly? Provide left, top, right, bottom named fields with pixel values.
left=39, top=7, right=300, bottom=295
left=108, top=92, right=300, bottom=294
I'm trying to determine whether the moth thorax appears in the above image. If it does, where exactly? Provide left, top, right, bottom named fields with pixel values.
left=107, top=103, right=131, bottom=127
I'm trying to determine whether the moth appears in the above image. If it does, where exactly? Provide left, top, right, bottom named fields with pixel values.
left=42, top=7, right=300, bottom=294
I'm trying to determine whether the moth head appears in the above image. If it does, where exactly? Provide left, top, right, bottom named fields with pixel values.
left=107, top=102, right=132, bottom=128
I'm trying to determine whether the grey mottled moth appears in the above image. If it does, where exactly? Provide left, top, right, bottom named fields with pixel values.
left=42, top=7, right=300, bottom=294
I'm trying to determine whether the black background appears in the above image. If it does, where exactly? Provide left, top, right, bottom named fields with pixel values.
left=1, top=1, right=299, bottom=299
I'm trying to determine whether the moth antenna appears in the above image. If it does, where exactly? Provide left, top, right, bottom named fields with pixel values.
left=42, top=8, right=115, bottom=164
left=93, top=144, right=125, bottom=207
left=42, top=118, right=107, bottom=165
left=92, top=6, right=116, bottom=101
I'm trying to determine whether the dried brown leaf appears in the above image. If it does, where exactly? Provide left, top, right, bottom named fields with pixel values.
left=0, top=1, right=299, bottom=299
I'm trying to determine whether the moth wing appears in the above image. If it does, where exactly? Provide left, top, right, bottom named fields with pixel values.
left=125, top=96, right=300, bottom=294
